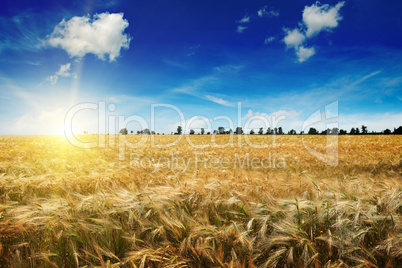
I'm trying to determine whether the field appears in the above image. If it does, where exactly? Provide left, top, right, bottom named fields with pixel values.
left=0, top=135, right=401, bottom=267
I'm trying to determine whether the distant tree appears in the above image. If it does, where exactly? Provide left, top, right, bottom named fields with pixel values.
left=308, top=127, right=318, bottom=135
left=207, top=132, right=211, bottom=135
left=190, top=129, right=195, bottom=135
left=393, top=126, right=402, bottom=134
left=137, top=131, right=140, bottom=134
left=361, top=125, right=367, bottom=134
left=229, top=128, right=233, bottom=134
left=384, top=129, right=391, bottom=134
left=218, top=127, right=225, bottom=134
left=278, top=127, right=283, bottom=135
left=201, top=128, right=205, bottom=135
left=119, top=128, right=128, bottom=135
left=177, top=126, right=182, bottom=135
left=339, top=129, right=347, bottom=135
left=213, top=130, right=218, bottom=134
left=250, top=129, right=255, bottom=135
left=266, top=127, right=271, bottom=135
left=130, top=130, right=134, bottom=134
left=235, top=127, right=243, bottom=134
left=331, top=127, right=339, bottom=135
left=288, top=129, right=296, bottom=135
left=355, top=127, right=360, bottom=135
left=151, top=131, right=155, bottom=135
left=350, top=128, right=356, bottom=135
left=300, top=131, right=304, bottom=135
left=143, top=129, right=150, bottom=135
left=258, top=127, right=264, bottom=135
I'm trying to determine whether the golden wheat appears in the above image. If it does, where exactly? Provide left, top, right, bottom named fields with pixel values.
left=0, top=135, right=400, bottom=267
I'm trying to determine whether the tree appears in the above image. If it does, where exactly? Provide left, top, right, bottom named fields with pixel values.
left=190, top=129, right=195, bottom=135
left=119, top=128, right=128, bottom=135
left=235, top=127, right=243, bottom=134
left=308, top=127, right=318, bottom=135
left=250, top=129, right=255, bottom=135
left=177, top=126, right=182, bottom=135
left=394, top=126, right=402, bottom=134
left=229, top=128, right=233, bottom=134
left=258, top=127, right=264, bottom=135
left=339, top=129, right=347, bottom=135
left=384, top=129, right=391, bottom=134
left=278, top=127, right=283, bottom=135
left=356, top=127, right=360, bottom=135
left=218, top=127, right=225, bottom=134
left=288, top=129, right=296, bottom=135
left=143, top=129, right=150, bottom=135
left=361, top=125, right=367, bottom=134
left=350, top=128, right=356, bottom=135
left=266, top=127, right=271, bottom=135
left=331, top=127, right=339, bottom=135
left=201, top=128, right=205, bottom=135
left=130, top=130, right=134, bottom=134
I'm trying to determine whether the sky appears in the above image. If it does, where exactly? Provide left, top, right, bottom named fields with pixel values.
left=0, top=0, right=401, bottom=135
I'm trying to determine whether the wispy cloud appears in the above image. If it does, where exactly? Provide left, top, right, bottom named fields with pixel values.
left=205, top=95, right=232, bottom=107
left=236, top=25, right=247, bottom=33
left=264, top=36, right=276, bottom=44
left=238, top=16, right=250, bottom=23
left=0, top=14, right=44, bottom=53
left=171, top=65, right=242, bottom=106
left=257, top=6, right=279, bottom=17
left=351, top=70, right=381, bottom=86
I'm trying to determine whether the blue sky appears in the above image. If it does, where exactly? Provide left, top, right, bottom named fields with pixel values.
left=0, top=0, right=401, bottom=135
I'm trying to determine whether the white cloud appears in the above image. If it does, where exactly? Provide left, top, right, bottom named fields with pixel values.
left=258, top=6, right=279, bottom=17
left=284, top=28, right=305, bottom=49
left=46, top=75, right=58, bottom=85
left=303, top=1, right=345, bottom=37
left=46, top=63, right=73, bottom=85
left=264, top=36, right=275, bottom=44
left=236, top=25, right=247, bottom=33
left=48, top=13, right=131, bottom=61
left=282, top=1, right=344, bottom=63
left=296, top=46, right=316, bottom=62
left=205, top=95, right=232, bottom=107
left=56, top=63, right=71, bottom=77
left=238, top=16, right=250, bottom=23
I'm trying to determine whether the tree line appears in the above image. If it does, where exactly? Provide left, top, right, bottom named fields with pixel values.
left=118, top=125, right=402, bottom=135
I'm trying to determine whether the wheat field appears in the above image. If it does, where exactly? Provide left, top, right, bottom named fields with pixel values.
left=0, top=135, right=400, bottom=267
